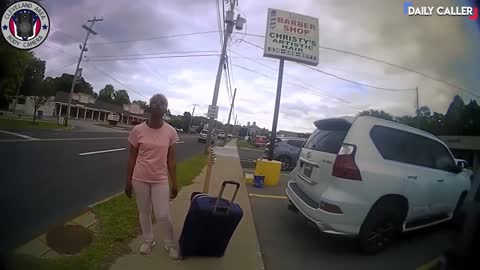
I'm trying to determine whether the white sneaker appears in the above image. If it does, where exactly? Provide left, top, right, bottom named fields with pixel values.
left=165, top=245, right=180, bottom=260
left=139, top=240, right=155, bottom=255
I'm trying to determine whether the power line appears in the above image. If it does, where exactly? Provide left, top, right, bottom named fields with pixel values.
left=90, top=50, right=219, bottom=58
left=300, top=64, right=415, bottom=92
left=86, top=54, right=219, bottom=62
left=55, top=30, right=82, bottom=43
left=231, top=63, right=364, bottom=110
left=88, top=63, right=149, bottom=100
left=216, top=0, right=224, bottom=47
left=89, top=30, right=219, bottom=46
left=239, top=40, right=415, bottom=92
left=45, top=61, right=77, bottom=76
left=42, top=44, right=77, bottom=58
left=241, top=35, right=480, bottom=98
left=229, top=50, right=354, bottom=104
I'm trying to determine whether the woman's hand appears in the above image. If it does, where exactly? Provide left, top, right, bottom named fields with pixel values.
left=170, top=185, right=178, bottom=200
left=125, top=182, right=133, bottom=198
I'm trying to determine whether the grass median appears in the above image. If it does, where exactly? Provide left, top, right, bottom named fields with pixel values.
left=236, top=139, right=261, bottom=150
left=95, top=123, right=132, bottom=131
left=0, top=118, right=68, bottom=130
left=7, top=154, right=208, bottom=270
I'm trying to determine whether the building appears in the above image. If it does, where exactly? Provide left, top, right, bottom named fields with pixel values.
left=9, top=92, right=149, bottom=125
left=8, top=96, right=55, bottom=116
left=277, top=130, right=311, bottom=138
left=438, top=136, right=480, bottom=174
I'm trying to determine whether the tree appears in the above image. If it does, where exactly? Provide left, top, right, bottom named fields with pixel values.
left=416, top=106, right=431, bottom=118
left=31, top=79, right=55, bottom=123
left=113, top=89, right=130, bottom=105
left=3, top=50, right=34, bottom=111
left=20, top=56, right=46, bottom=96
left=50, top=73, right=95, bottom=96
left=183, top=111, right=192, bottom=131
left=463, top=100, right=480, bottom=135
left=98, top=84, right=115, bottom=103
left=132, top=100, right=148, bottom=110
left=444, top=95, right=465, bottom=135
left=357, top=109, right=394, bottom=121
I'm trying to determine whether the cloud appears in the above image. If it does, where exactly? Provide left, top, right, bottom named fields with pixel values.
left=32, top=0, right=480, bottom=133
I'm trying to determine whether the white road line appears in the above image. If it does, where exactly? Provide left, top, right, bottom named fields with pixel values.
left=0, top=137, right=128, bottom=143
left=0, top=130, right=38, bottom=140
left=79, top=148, right=126, bottom=156
left=176, top=141, right=185, bottom=144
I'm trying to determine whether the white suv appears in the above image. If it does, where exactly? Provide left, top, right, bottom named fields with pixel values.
left=286, top=116, right=471, bottom=254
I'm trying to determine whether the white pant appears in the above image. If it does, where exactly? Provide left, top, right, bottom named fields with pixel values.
left=133, top=180, right=175, bottom=247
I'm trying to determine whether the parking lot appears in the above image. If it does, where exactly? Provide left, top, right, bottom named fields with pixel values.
left=239, top=149, right=452, bottom=270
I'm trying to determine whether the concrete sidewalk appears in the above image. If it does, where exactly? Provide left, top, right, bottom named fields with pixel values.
left=109, top=139, right=264, bottom=270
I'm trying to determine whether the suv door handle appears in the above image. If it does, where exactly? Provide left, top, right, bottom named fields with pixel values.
left=437, top=179, right=444, bottom=182
left=407, top=176, right=417, bottom=179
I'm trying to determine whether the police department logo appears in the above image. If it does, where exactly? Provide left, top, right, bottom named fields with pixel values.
left=1, top=1, right=50, bottom=50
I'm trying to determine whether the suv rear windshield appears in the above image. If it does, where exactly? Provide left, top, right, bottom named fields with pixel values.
left=304, top=129, right=348, bottom=154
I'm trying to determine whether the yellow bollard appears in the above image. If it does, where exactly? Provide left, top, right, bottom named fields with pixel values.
left=254, top=159, right=281, bottom=186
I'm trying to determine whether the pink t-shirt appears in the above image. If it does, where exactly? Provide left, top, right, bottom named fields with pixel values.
left=128, top=122, right=179, bottom=183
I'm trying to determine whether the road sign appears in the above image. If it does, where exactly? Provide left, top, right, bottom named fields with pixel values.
left=207, top=105, right=219, bottom=119
left=264, top=8, right=319, bottom=66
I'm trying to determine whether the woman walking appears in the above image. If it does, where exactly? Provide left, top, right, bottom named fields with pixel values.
left=125, top=94, right=179, bottom=258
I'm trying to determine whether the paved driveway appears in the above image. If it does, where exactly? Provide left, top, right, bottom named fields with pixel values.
left=246, top=175, right=450, bottom=270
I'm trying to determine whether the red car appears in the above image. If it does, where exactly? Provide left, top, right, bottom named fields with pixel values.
left=254, top=136, right=268, bottom=147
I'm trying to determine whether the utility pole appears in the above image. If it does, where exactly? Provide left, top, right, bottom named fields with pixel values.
left=204, top=0, right=245, bottom=154
left=267, top=59, right=285, bottom=160
left=187, top=104, right=199, bottom=133
left=415, top=86, right=419, bottom=116
left=64, top=17, right=103, bottom=126
left=233, top=114, right=238, bottom=135
left=226, top=87, right=237, bottom=126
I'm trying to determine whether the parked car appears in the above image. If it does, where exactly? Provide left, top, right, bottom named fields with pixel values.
left=217, top=131, right=226, bottom=140
left=198, top=129, right=214, bottom=144
left=131, top=119, right=143, bottom=125
left=254, top=135, right=268, bottom=147
left=264, top=137, right=306, bottom=171
left=286, top=116, right=471, bottom=254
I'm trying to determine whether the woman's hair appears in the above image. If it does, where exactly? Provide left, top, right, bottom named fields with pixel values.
left=149, top=93, right=168, bottom=111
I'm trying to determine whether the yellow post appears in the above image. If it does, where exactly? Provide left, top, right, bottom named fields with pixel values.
left=255, top=159, right=282, bottom=186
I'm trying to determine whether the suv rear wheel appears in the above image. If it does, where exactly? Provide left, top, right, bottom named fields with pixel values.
left=279, top=155, right=292, bottom=171
left=359, top=200, right=406, bottom=254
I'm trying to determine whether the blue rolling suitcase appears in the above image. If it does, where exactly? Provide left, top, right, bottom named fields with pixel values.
left=179, top=181, right=243, bottom=258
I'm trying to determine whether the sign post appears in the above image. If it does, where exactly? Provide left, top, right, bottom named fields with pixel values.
left=263, top=8, right=319, bottom=160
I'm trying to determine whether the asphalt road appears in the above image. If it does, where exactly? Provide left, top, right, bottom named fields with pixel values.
left=246, top=174, right=452, bottom=270
left=0, top=129, right=204, bottom=252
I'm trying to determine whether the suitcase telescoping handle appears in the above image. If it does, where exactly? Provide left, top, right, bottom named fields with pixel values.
left=213, top=181, right=240, bottom=215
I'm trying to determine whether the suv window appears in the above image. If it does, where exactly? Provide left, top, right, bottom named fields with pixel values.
left=304, top=129, right=347, bottom=154
left=427, top=139, right=456, bottom=172
left=287, top=140, right=305, bottom=148
left=370, top=126, right=455, bottom=172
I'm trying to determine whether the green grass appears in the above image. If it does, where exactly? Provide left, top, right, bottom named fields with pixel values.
left=6, top=153, right=208, bottom=270
left=95, top=123, right=132, bottom=131
left=236, top=139, right=260, bottom=150
left=0, top=118, right=68, bottom=130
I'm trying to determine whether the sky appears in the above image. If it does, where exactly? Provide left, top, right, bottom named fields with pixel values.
left=30, top=0, right=480, bottom=133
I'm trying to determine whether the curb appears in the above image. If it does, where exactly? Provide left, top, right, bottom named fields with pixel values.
left=89, top=192, right=124, bottom=208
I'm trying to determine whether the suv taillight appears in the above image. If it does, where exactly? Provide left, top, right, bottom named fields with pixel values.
left=332, top=144, right=362, bottom=181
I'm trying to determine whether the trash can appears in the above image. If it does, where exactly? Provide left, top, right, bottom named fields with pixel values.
left=37, top=110, right=43, bottom=120
left=253, top=175, right=265, bottom=188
